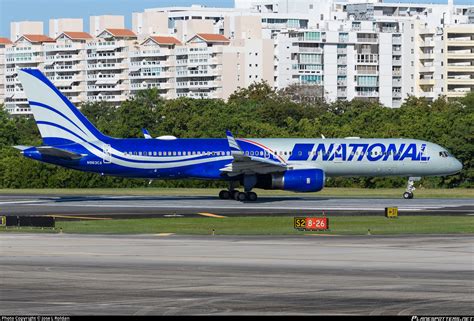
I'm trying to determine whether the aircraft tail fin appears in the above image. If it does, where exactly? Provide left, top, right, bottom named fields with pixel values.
left=17, top=68, right=108, bottom=146
left=142, top=128, right=152, bottom=139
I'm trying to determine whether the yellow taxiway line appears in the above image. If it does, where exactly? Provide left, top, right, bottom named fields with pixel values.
left=197, top=212, right=226, bottom=218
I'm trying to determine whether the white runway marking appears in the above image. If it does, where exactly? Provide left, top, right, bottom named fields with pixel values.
left=25, top=203, right=442, bottom=211
left=0, top=200, right=50, bottom=205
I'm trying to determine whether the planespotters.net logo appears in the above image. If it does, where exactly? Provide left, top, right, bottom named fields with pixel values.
left=412, top=317, right=474, bottom=321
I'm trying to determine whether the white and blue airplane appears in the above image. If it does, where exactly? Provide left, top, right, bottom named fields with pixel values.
left=14, top=69, right=462, bottom=201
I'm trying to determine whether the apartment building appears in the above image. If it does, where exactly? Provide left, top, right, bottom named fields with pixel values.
left=175, top=33, right=228, bottom=99
left=275, top=20, right=405, bottom=107
left=445, top=26, right=474, bottom=98
left=0, top=38, right=13, bottom=104
left=1, top=0, right=473, bottom=114
left=49, top=18, right=83, bottom=38
left=4, top=34, right=55, bottom=114
left=129, top=36, right=181, bottom=99
left=43, top=31, right=91, bottom=105
left=86, top=28, right=137, bottom=103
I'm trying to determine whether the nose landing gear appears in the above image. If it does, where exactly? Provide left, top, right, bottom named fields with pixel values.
left=403, top=177, right=420, bottom=199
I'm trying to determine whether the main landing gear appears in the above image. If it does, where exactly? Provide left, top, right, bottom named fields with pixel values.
left=219, top=177, right=258, bottom=201
left=219, top=190, right=258, bottom=201
left=403, top=177, right=421, bottom=199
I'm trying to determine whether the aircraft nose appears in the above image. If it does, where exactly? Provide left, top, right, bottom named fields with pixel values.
left=451, top=158, right=463, bottom=173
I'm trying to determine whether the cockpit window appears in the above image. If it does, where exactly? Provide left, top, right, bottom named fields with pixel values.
left=439, top=151, right=449, bottom=158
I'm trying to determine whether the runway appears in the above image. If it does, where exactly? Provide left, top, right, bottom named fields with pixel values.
left=1, top=233, right=472, bottom=315
left=0, top=194, right=473, bottom=218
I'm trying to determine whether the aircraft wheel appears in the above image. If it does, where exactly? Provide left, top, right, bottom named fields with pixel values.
left=247, top=192, right=257, bottom=201
left=237, top=192, right=247, bottom=202
left=232, top=190, right=240, bottom=200
left=219, top=190, right=230, bottom=200
left=403, top=192, right=413, bottom=199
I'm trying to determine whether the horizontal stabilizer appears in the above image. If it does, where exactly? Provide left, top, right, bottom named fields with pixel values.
left=36, top=146, right=84, bottom=160
left=13, top=145, right=33, bottom=151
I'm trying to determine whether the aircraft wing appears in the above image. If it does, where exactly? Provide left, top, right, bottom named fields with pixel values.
left=221, top=130, right=287, bottom=176
left=14, top=145, right=84, bottom=160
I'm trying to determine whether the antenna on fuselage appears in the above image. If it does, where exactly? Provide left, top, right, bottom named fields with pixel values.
left=321, top=134, right=326, bottom=139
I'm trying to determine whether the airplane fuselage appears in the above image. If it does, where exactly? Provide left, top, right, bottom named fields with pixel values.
left=22, top=137, right=462, bottom=180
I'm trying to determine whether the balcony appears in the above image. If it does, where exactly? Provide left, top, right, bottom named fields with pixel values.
left=60, top=86, right=83, bottom=93
left=447, top=90, right=471, bottom=97
left=337, top=90, right=347, bottom=97
left=356, top=69, right=378, bottom=75
left=357, top=37, right=378, bottom=43
left=419, top=65, right=435, bottom=73
left=447, top=38, right=474, bottom=46
left=129, top=49, right=172, bottom=57
left=392, top=91, right=402, bottom=98
left=337, top=47, right=346, bottom=54
left=87, top=62, right=127, bottom=70
left=298, top=47, right=323, bottom=53
left=355, top=90, right=379, bottom=97
left=419, top=52, right=435, bottom=60
left=447, top=64, right=474, bottom=72
left=337, top=68, right=347, bottom=75
left=130, top=82, right=161, bottom=90
left=420, top=91, right=437, bottom=99
left=392, top=58, right=402, bottom=66
left=419, top=78, right=435, bottom=85
left=447, top=77, right=474, bottom=85
left=337, top=56, right=347, bottom=64
left=87, top=84, right=127, bottom=91
left=392, top=78, right=402, bottom=86
left=392, top=37, right=402, bottom=44
left=447, top=51, right=474, bottom=59
left=43, top=44, right=78, bottom=52
left=337, top=80, right=347, bottom=86
left=87, top=94, right=127, bottom=102
left=392, top=48, right=402, bottom=55
left=420, top=39, right=434, bottom=47
left=356, top=82, right=379, bottom=87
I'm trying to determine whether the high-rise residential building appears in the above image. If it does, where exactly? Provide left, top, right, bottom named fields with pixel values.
left=445, top=26, right=474, bottom=98
left=89, top=15, right=125, bottom=37
left=132, top=11, right=169, bottom=40
left=10, top=21, right=44, bottom=41
left=4, top=34, right=55, bottom=114
left=44, top=31, right=92, bottom=105
left=0, top=38, right=13, bottom=105
left=86, top=28, right=137, bottom=103
left=129, top=35, right=181, bottom=99
left=1, top=0, right=473, bottom=115
left=49, top=18, right=84, bottom=39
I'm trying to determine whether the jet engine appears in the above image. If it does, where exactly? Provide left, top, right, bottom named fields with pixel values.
left=255, top=169, right=325, bottom=192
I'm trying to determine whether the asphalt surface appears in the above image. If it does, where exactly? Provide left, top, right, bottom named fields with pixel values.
left=1, top=233, right=472, bottom=315
left=0, top=194, right=472, bottom=218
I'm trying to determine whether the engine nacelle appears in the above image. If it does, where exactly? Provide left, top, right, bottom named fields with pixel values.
left=255, top=169, right=325, bottom=192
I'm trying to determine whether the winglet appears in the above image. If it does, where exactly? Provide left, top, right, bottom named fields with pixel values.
left=226, top=130, right=243, bottom=154
left=142, top=128, right=152, bottom=139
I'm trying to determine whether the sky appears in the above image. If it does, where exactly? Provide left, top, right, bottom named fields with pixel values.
left=0, top=0, right=473, bottom=38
